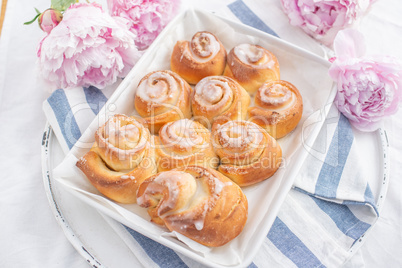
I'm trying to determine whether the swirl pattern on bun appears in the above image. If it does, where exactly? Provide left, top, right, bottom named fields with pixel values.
left=248, top=80, right=303, bottom=139
left=212, top=120, right=282, bottom=186
left=155, top=119, right=218, bottom=171
left=76, top=114, right=156, bottom=203
left=134, top=70, right=192, bottom=134
left=224, top=43, right=280, bottom=94
left=171, top=31, right=227, bottom=84
left=191, top=76, right=250, bottom=129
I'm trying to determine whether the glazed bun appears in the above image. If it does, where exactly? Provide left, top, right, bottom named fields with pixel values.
left=154, top=119, right=218, bottom=171
left=224, top=43, right=280, bottom=94
left=212, top=120, right=282, bottom=186
left=137, top=165, right=248, bottom=247
left=191, top=76, right=250, bottom=129
left=171, top=31, right=227, bottom=84
left=76, top=114, right=156, bottom=204
left=134, top=70, right=192, bottom=134
left=248, top=80, right=303, bottom=139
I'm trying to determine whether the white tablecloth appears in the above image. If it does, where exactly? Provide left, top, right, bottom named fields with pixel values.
left=0, top=0, right=401, bottom=267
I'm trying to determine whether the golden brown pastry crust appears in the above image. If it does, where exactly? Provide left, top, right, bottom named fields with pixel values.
left=136, top=165, right=248, bottom=247
left=171, top=31, right=227, bottom=84
left=155, top=119, right=218, bottom=171
left=212, top=120, right=282, bottom=186
left=248, top=80, right=303, bottom=139
left=191, top=75, right=250, bottom=130
left=134, top=70, right=192, bottom=134
left=76, top=114, right=157, bottom=204
left=223, top=44, right=280, bottom=94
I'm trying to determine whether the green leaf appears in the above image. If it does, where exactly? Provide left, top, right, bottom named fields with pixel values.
left=51, top=0, right=78, bottom=12
left=24, top=13, right=41, bottom=25
left=35, top=7, right=41, bottom=14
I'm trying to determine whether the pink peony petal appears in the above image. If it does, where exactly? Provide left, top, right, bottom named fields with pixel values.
left=37, top=3, right=142, bottom=90
left=333, top=29, right=366, bottom=59
left=107, top=0, right=181, bottom=50
left=329, top=30, right=402, bottom=131
left=280, top=0, right=373, bottom=46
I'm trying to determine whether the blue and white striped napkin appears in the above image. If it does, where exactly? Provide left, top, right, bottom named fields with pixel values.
left=43, top=1, right=383, bottom=267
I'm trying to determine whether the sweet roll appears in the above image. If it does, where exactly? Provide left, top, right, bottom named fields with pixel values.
left=248, top=80, right=303, bottom=139
left=155, top=119, right=218, bottom=171
left=134, top=70, right=192, bottom=134
left=76, top=114, right=156, bottom=203
left=170, top=31, right=227, bottom=84
left=212, top=120, right=282, bottom=186
left=191, top=75, right=250, bottom=129
left=223, top=44, right=280, bottom=94
left=136, top=165, right=248, bottom=247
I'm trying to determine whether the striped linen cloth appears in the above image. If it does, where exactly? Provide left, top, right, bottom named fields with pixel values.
left=43, top=1, right=382, bottom=267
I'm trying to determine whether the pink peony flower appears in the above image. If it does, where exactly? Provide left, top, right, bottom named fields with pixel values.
left=329, top=29, right=402, bottom=131
left=37, top=3, right=142, bottom=90
left=107, top=0, right=181, bottom=50
left=38, top=8, right=63, bottom=33
left=280, top=0, right=373, bottom=46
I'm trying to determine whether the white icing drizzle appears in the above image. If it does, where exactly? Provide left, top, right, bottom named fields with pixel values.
left=152, top=171, right=196, bottom=215
left=218, top=121, right=263, bottom=149
left=194, top=217, right=205, bottom=230
left=188, top=32, right=220, bottom=63
left=259, top=84, right=296, bottom=112
left=205, top=171, right=230, bottom=195
left=139, top=169, right=230, bottom=232
left=194, top=76, right=233, bottom=111
left=167, top=172, right=227, bottom=231
left=98, top=116, right=149, bottom=171
left=233, top=44, right=275, bottom=69
left=172, top=179, right=208, bottom=213
left=160, top=119, right=204, bottom=150
left=102, top=116, right=147, bottom=152
left=120, top=175, right=136, bottom=180
left=105, top=120, right=140, bottom=149
left=136, top=72, right=178, bottom=104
